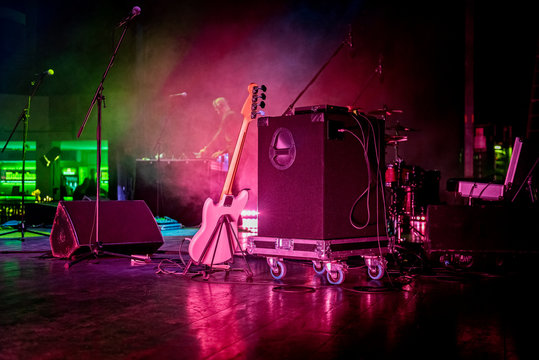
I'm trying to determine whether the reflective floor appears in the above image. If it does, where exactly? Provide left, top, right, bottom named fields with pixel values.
left=1, top=232, right=538, bottom=359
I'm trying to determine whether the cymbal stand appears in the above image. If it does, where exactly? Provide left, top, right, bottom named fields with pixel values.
left=383, top=110, right=406, bottom=243
left=390, top=118, right=404, bottom=164
left=1, top=73, right=51, bottom=240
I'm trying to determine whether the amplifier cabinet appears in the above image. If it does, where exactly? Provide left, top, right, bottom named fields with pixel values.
left=257, top=111, right=386, bottom=240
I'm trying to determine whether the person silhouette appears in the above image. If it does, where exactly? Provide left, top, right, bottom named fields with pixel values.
left=73, top=178, right=89, bottom=200
left=197, top=97, right=238, bottom=159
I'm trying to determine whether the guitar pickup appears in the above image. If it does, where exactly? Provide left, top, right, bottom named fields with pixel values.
left=224, top=195, right=234, bottom=207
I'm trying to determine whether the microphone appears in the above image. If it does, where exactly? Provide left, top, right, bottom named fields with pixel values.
left=36, top=69, right=55, bottom=77
left=31, top=69, right=54, bottom=85
left=169, top=92, right=187, bottom=97
left=117, top=6, right=141, bottom=27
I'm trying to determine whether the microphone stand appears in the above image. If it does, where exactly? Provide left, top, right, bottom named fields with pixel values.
left=1, top=74, right=51, bottom=240
left=151, top=113, right=172, bottom=218
left=282, top=35, right=351, bottom=116
left=150, top=95, right=185, bottom=218
left=73, top=18, right=133, bottom=260
left=351, top=59, right=382, bottom=107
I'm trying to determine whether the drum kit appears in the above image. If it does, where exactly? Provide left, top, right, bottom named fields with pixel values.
left=368, top=107, right=427, bottom=244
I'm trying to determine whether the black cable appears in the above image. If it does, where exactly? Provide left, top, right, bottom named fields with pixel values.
left=477, top=181, right=495, bottom=199
left=342, top=112, right=400, bottom=286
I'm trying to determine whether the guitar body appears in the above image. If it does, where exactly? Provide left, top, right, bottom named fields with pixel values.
left=188, top=189, right=249, bottom=265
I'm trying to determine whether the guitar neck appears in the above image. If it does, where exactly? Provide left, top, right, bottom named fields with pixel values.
left=220, top=120, right=250, bottom=200
left=218, top=83, right=265, bottom=200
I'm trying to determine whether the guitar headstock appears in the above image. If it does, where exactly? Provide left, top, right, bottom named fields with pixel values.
left=241, top=83, right=266, bottom=123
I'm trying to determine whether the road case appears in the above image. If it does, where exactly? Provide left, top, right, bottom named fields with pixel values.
left=246, top=235, right=389, bottom=284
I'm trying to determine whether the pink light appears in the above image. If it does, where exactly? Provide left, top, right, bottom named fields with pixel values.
left=240, top=209, right=258, bottom=233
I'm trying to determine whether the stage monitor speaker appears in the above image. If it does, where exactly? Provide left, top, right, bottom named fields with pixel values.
left=49, top=200, right=164, bottom=258
left=257, top=109, right=386, bottom=239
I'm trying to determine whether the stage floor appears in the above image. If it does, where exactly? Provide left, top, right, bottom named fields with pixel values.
left=1, top=229, right=539, bottom=359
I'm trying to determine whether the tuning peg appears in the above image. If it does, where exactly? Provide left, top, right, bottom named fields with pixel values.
left=251, top=102, right=266, bottom=109
left=251, top=110, right=265, bottom=119
left=253, top=84, right=267, bottom=94
left=252, top=93, right=266, bottom=103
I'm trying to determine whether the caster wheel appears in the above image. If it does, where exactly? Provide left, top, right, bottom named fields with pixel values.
left=313, top=261, right=325, bottom=275
left=326, top=269, right=345, bottom=285
left=367, top=263, right=385, bottom=280
left=270, top=261, right=287, bottom=280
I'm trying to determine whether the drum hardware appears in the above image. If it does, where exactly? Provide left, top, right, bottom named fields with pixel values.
left=386, top=124, right=418, bottom=132
left=385, top=160, right=427, bottom=244
left=385, top=121, right=420, bottom=163
left=384, top=163, right=397, bottom=187
left=385, top=135, right=408, bottom=146
left=368, top=108, right=403, bottom=117
left=377, top=107, right=428, bottom=245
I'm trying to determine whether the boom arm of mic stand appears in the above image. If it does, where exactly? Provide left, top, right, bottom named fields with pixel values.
left=1, top=109, right=25, bottom=153
left=2, top=75, right=46, bottom=153
left=77, top=23, right=130, bottom=138
left=351, top=70, right=377, bottom=108
left=282, top=42, right=346, bottom=116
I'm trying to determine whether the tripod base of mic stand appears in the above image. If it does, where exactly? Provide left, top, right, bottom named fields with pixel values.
left=0, top=223, right=50, bottom=241
left=65, top=247, right=153, bottom=269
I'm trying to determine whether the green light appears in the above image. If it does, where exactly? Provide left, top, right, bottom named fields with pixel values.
left=59, top=140, right=108, bottom=151
left=1, top=141, right=36, bottom=151
left=2, top=172, right=36, bottom=181
left=62, top=168, right=77, bottom=175
left=0, top=162, right=37, bottom=171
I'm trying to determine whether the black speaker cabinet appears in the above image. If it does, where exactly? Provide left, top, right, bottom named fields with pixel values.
left=257, top=109, right=386, bottom=239
left=49, top=200, right=164, bottom=258
left=426, top=204, right=539, bottom=253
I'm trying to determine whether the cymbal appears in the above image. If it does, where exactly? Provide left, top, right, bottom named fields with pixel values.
left=368, top=108, right=403, bottom=116
left=385, top=135, right=408, bottom=145
left=387, top=124, right=418, bottom=132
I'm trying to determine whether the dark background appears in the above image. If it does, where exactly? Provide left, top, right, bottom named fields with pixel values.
left=1, top=0, right=538, bottom=203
